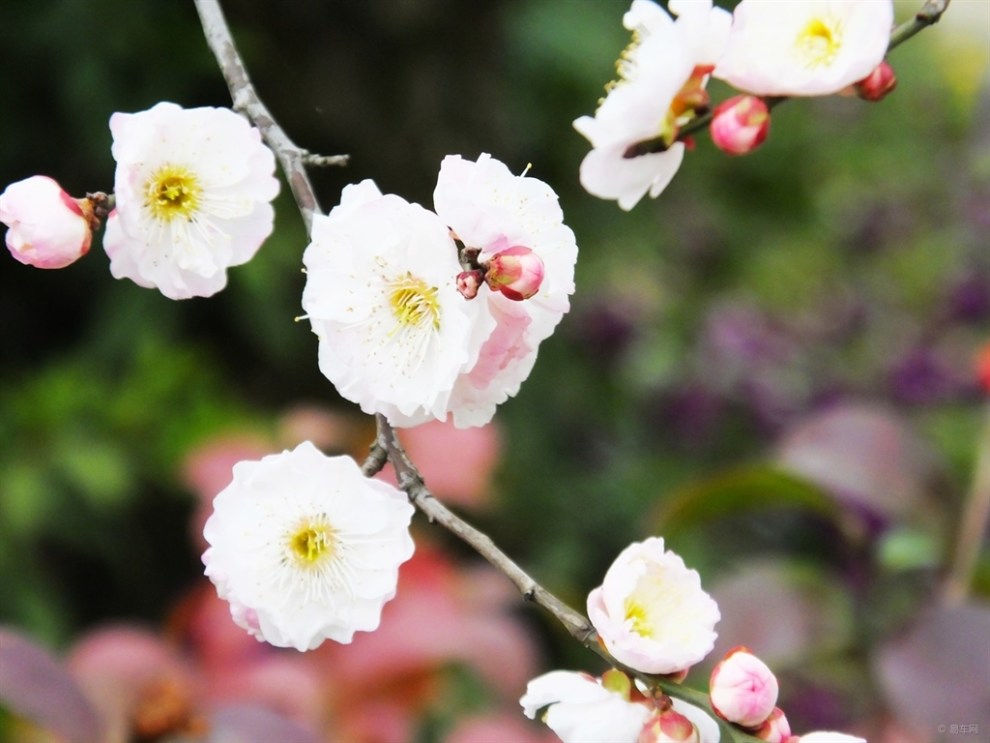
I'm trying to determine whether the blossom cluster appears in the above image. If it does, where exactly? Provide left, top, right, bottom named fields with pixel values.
left=575, top=0, right=897, bottom=209
left=301, top=153, right=577, bottom=428
left=521, top=538, right=867, bottom=743
left=1, top=102, right=279, bottom=298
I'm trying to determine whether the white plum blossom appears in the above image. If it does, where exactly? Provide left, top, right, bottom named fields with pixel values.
left=0, top=175, right=93, bottom=268
left=573, top=0, right=731, bottom=210
left=587, top=537, right=720, bottom=674
left=302, top=180, right=485, bottom=427
left=714, top=0, right=894, bottom=97
left=202, top=441, right=415, bottom=651
left=520, top=670, right=652, bottom=743
left=105, top=102, right=278, bottom=299
left=433, top=153, right=577, bottom=427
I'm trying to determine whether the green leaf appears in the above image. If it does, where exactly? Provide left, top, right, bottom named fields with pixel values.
left=653, top=465, right=838, bottom=540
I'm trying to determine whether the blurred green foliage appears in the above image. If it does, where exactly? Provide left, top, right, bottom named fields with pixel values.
left=1, top=0, right=988, bottom=738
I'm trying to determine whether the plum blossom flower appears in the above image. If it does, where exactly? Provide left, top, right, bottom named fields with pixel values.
left=573, top=0, right=731, bottom=210
left=714, top=0, right=894, bottom=97
left=640, top=701, right=722, bottom=743
left=0, top=175, right=93, bottom=268
left=520, top=670, right=652, bottom=743
left=708, top=646, right=778, bottom=728
left=433, top=153, right=577, bottom=427
left=587, top=537, right=720, bottom=674
left=105, top=102, right=278, bottom=299
left=201, top=441, right=415, bottom=651
left=302, top=180, right=485, bottom=426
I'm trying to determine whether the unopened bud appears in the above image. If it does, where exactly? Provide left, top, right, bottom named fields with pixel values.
left=710, top=96, right=770, bottom=156
left=0, top=175, right=93, bottom=268
left=456, top=269, right=484, bottom=300
left=753, top=707, right=791, bottom=742
left=855, top=61, right=897, bottom=102
left=484, top=245, right=544, bottom=301
left=709, top=646, right=778, bottom=729
left=639, top=709, right=699, bottom=743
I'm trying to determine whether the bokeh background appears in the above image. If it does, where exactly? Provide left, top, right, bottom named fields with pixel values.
left=1, top=1, right=988, bottom=741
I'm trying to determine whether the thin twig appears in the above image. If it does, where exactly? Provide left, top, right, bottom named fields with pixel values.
left=943, top=406, right=990, bottom=603
left=192, top=0, right=348, bottom=234
left=373, top=413, right=596, bottom=644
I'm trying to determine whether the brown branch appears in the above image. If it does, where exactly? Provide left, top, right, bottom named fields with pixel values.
left=192, top=0, right=348, bottom=234
left=372, top=413, right=596, bottom=644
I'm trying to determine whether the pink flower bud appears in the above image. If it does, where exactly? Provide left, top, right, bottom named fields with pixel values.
left=639, top=709, right=700, bottom=743
left=456, top=269, right=484, bottom=300
left=709, top=646, right=779, bottom=729
left=484, top=246, right=544, bottom=301
left=753, top=708, right=792, bottom=742
left=0, top=176, right=93, bottom=268
left=710, top=96, right=770, bottom=157
left=854, top=61, right=897, bottom=102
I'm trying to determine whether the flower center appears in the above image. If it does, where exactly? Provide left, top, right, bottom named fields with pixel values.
left=794, top=16, right=842, bottom=69
left=145, top=165, right=202, bottom=222
left=389, top=273, right=441, bottom=331
left=624, top=600, right=655, bottom=638
left=286, top=515, right=336, bottom=567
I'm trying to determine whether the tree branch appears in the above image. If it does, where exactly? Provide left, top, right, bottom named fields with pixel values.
left=192, top=0, right=348, bottom=235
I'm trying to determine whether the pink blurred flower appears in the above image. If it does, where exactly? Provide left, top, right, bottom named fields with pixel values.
left=181, top=433, right=272, bottom=553
left=65, top=626, right=202, bottom=743
left=1, top=175, right=93, bottom=268
left=709, top=646, right=778, bottom=728
left=376, top=419, right=501, bottom=508
left=446, top=712, right=558, bottom=743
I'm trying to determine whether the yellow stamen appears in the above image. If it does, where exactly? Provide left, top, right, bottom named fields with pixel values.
left=795, top=16, right=842, bottom=69
left=144, top=164, right=202, bottom=222
left=287, top=516, right=336, bottom=567
left=389, top=273, right=441, bottom=331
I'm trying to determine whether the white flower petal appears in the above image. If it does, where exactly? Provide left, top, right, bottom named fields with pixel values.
left=106, top=102, right=278, bottom=299
left=202, top=441, right=415, bottom=651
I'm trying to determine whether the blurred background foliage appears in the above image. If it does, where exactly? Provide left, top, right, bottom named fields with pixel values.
left=1, top=0, right=988, bottom=741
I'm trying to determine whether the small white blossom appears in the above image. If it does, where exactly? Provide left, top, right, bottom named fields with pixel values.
left=202, top=441, right=415, bottom=651
left=587, top=537, right=720, bottom=675
left=520, top=670, right=652, bottom=743
left=106, top=102, right=278, bottom=299
left=302, top=180, right=484, bottom=426
left=433, top=153, right=577, bottom=427
left=714, top=0, right=894, bottom=97
left=573, top=0, right=731, bottom=210
left=0, top=175, right=92, bottom=268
